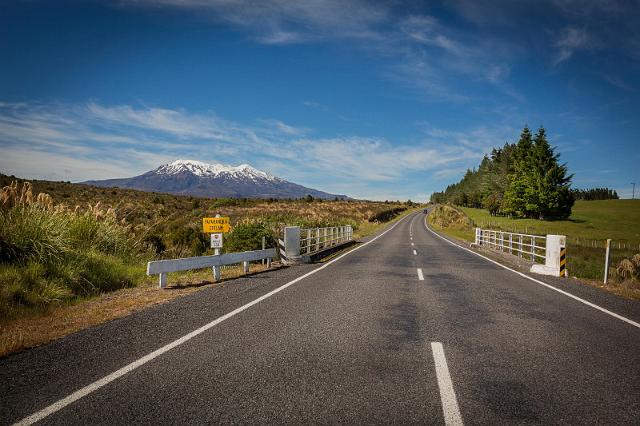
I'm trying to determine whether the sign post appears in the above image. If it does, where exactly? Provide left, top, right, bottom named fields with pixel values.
left=204, top=215, right=230, bottom=281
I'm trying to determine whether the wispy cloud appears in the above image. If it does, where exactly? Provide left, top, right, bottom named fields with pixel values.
left=117, top=1, right=519, bottom=102
left=554, top=26, right=590, bottom=65
left=119, top=0, right=390, bottom=44
left=0, top=101, right=493, bottom=199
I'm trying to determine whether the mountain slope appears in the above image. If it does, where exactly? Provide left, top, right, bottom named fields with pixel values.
left=83, top=160, right=349, bottom=199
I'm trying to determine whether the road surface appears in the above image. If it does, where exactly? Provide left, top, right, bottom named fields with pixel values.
left=2, top=211, right=640, bottom=425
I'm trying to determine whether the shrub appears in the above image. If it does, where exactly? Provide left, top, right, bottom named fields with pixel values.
left=0, top=181, right=142, bottom=316
left=224, top=223, right=275, bottom=253
left=368, top=207, right=406, bottom=222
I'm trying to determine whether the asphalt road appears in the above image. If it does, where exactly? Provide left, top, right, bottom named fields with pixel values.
left=2, top=212, right=640, bottom=425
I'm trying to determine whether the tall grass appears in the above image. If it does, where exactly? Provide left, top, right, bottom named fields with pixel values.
left=1, top=182, right=143, bottom=318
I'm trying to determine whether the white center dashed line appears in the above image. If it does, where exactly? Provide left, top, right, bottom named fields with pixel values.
left=413, top=250, right=417, bottom=255
left=417, top=268, right=424, bottom=280
left=431, top=342, right=463, bottom=425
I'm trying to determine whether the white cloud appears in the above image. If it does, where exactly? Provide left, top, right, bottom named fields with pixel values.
left=0, top=100, right=495, bottom=199
left=553, top=27, right=590, bottom=65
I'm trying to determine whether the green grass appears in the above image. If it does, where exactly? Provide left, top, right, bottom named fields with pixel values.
left=459, top=199, right=640, bottom=244
left=436, top=200, right=640, bottom=283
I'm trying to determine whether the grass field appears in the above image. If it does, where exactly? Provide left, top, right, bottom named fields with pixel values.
left=460, top=200, right=640, bottom=244
left=429, top=200, right=640, bottom=297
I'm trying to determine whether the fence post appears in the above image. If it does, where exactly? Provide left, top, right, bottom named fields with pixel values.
left=475, top=228, right=481, bottom=245
left=604, top=239, right=611, bottom=284
left=531, top=236, right=535, bottom=261
left=212, top=213, right=222, bottom=282
left=519, top=235, right=522, bottom=258
left=509, top=233, right=513, bottom=255
left=261, top=236, right=266, bottom=265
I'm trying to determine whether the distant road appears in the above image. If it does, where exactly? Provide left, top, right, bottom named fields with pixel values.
left=2, top=212, right=640, bottom=424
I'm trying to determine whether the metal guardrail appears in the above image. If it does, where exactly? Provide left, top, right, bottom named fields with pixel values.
left=300, top=225, right=353, bottom=256
left=476, top=228, right=547, bottom=262
left=147, top=248, right=276, bottom=288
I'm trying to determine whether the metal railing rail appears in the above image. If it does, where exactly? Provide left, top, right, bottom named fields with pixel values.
left=476, top=228, right=547, bottom=262
left=147, top=248, right=276, bottom=288
left=300, top=225, right=353, bottom=256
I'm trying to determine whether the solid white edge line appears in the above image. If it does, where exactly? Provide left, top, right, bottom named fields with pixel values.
left=14, top=213, right=418, bottom=426
left=431, top=342, right=463, bottom=426
left=417, top=268, right=424, bottom=281
left=423, top=215, right=640, bottom=330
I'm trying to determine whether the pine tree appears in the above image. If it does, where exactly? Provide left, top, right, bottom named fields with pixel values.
left=502, top=126, right=534, bottom=217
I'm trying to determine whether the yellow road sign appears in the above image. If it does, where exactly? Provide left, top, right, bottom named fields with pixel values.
left=203, top=217, right=230, bottom=233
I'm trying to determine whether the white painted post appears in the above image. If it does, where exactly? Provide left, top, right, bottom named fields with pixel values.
left=475, top=228, right=481, bottom=245
left=261, top=236, right=266, bottom=265
left=267, top=257, right=271, bottom=268
left=604, top=239, right=611, bottom=284
left=284, top=226, right=301, bottom=263
left=509, top=233, right=513, bottom=255
left=531, top=235, right=565, bottom=277
left=324, top=228, right=328, bottom=249
left=159, top=272, right=167, bottom=288
left=519, top=235, right=522, bottom=258
left=316, top=228, right=320, bottom=252
left=531, top=236, right=535, bottom=261
left=243, top=261, right=249, bottom=274
left=212, top=213, right=221, bottom=281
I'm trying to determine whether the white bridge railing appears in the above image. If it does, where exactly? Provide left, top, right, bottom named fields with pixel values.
left=475, top=228, right=547, bottom=262
left=301, top=226, right=353, bottom=256
left=278, top=225, right=353, bottom=264
left=475, top=228, right=567, bottom=277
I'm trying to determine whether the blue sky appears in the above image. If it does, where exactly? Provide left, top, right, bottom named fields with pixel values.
left=1, top=0, right=639, bottom=200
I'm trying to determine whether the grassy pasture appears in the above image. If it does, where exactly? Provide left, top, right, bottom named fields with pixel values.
left=460, top=200, right=640, bottom=244
left=430, top=200, right=640, bottom=298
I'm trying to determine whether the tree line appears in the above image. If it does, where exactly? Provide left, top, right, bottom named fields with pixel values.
left=571, top=188, right=619, bottom=200
left=430, top=126, right=574, bottom=219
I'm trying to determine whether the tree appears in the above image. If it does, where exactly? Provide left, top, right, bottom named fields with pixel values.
left=431, top=125, right=574, bottom=219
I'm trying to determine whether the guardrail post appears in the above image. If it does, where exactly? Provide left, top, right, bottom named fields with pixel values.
left=159, top=272, right=167, bottom=289
left=243, top=261, right=249, bottom=274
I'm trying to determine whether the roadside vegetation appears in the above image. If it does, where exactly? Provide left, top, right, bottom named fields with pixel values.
left=428, top=200, right=640, bottom=300
left=0, top=174, right=418, bottom=356
left=430, top=126, right=574, bottom=219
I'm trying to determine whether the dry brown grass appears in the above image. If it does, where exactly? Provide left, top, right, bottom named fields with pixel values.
left=0, top=264, right=272, bottom=357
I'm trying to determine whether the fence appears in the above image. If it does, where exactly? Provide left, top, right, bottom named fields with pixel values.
left=278, top=225, right=353, bottom=264
left=147, top=248, right=276, bottom=288
left=475, top=228, right=566, bottom=277
left=475, top=228, right=547, bottom=262
left=301, top=226, right=353, bottom=256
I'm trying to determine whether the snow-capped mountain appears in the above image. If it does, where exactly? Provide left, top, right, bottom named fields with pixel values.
left=84, top=160, right=349, bottom=199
